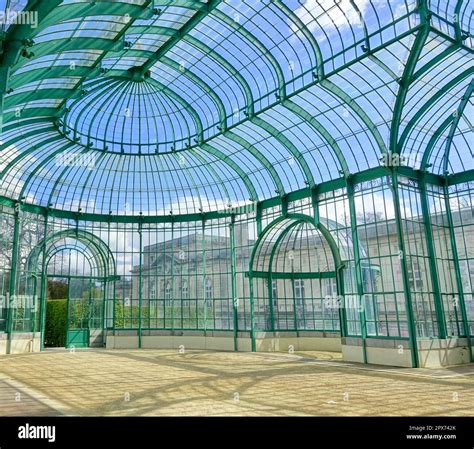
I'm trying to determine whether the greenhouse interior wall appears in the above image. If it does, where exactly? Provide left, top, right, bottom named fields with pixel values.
left=0, top=0, right=472, bottom=370
left=1, top=176, right=473, bottom=368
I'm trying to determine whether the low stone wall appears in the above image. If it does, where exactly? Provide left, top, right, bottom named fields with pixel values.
left=341, top=336, right=472, bottom=368
left=89, top=329, right=104, bottom=348
left=417, top=338, right=471, bottom=368
left=106, top=330, right=342, bottom=353
left=0, top=332, right=41, bottom=355
left=4, top=330, right=472, bottom=370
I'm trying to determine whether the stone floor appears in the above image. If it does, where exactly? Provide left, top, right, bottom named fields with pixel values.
left=0, top=349, right=473, bottom=416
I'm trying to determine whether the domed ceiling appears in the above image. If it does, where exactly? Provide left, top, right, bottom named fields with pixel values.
left=0, top=0, right=472, bottom=218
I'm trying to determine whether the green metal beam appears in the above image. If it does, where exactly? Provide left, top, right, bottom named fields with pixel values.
left=250, top=116, right=315, bottom=188
left=0, top=123, right=56, bottom=149
left=0, top=0, right=62, bottom=69
left=17, top=142, right=77, bottom=201
left=9, top=66, right=102, bottom=91
left=186, top=148, right=231, bottom=206
left=283, top=99, right=350, bottom=176
left=418, top=177, right=447, bottom=338
left=443, top=183, right=473, bottom=361
left=399, top=68, right=474, bottom=155
left=137, top=0, right=223, bottom=76
left=160, top=56, right=227, bottom=131
left=61, top=78, right=124, bottom=142
left=320, top=79, right=389, bottom=156
left=391, top=170, right=420, bottom=368
left=2, top=107, right=59, bottom=122
left=3, top=0, right=153, bottom=125
left=12, top=38, right=125, bottom=71
left=273, top=0, right=324, bottom=79
left=368, top=54, right=399, bottom=81
left=251, top=271, right=337, bottom=280
left=347, top=182, right=368, bottom=363
left=38, top=214, right=49, bottom=350
left=138, top=222, right=143, bottom=348
left=146, top=77, right=204, bottom=143
left=212, top=9, right=286, bottom=100
left=229, top=217, right=239, bottom=351
left=184, top=35, right=255, bottom=116
left=391, top=1, right=430, bottom=154
left=5, top=207, right=20, bottom=353
left=412, top=43, right=462, bottom=82
left=448, top=169, right=474, bottom=185
left=0, top=135, right=65, bottom=179
left=4, top=88, right=81, bottom=108
left=33, top=1, right=156, bottom=35
left=420, top=115, right=453, bottom=171
left=1, top=117, right=54, bottom=133
left=0, top=165, right=448, bottom=224
left=223, top=130, right=285, bottom=196
left=442, top=78, right=474, bottom=174
left=155, top=0, right=206, bottom=8
left=350, top=0, right=370, bottom=52
left=454, top=0, right=464, bottom=42
left=199, top=143, right=258, bottom=201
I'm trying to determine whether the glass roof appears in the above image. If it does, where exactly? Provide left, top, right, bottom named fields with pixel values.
left=0, top=0, right=472, bottom=218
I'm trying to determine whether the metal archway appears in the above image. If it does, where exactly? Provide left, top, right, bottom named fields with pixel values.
left=25, top=229, right=117, bottom=349
left=247, top=213, right=345, bottom=352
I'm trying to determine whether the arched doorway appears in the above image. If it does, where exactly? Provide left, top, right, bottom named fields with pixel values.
left=26, top=230, right=117, bottom=349
left=248, top=214, right=344, bottom=352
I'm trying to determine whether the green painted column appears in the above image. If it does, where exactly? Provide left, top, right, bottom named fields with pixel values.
left=347, top=182, right=368, bottom=364
left=229, top=217, right=239, bottom=350
left=312, top=186, right=320, bottom=226
left=336, top=264, right=347, bottom=337
left=291, top=278, right=299, bottom=333
left=138, top=222, right=143, bottom=348
left=267, top=275, right=275, bottom=332
left=249, top=275, right=256, bottom=352
left=38, top=214, right=49, bottom=350
left=419, top=178, right=447, bottom=338
left=170, top=221, right=175, bottom=332
left=391, top=171, right=419, bottom=368
left=202, top=219, right=207, bottom=332
left=256, top=203, right=263, bottom=236
left=6, top=206, right=21, bottom=354
left=443, top=184, right=473, bottom=362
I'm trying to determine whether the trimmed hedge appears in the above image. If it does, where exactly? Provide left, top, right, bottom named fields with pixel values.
left=44, top=300, right=67, bottom=347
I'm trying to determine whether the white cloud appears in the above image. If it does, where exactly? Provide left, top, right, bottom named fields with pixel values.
left=293, top=0, right=371, bottom=34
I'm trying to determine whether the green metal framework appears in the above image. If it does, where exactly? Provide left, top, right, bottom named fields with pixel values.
left=0, top=0, right=472, bottom=365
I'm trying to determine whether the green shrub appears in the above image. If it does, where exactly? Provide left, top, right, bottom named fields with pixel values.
left=44, top=300, right=67, bottom=347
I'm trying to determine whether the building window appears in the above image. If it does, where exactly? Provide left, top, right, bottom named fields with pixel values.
left=165, top=280, right=172, bottom=304
left=182, top=280, right=189, bottom=298
left=205, top=278, right=213, bottom=301
left=294, top=279, right=305, bottom=325
left=271, top=280, right=278, bottom=307
left=149, top=279, right=156, bottom=299
left=324, top=278, right=337, bottom=298
left=294, top=279, right=305, bottom=301
left=408, top=258, right=424, bottom=291
left=182, top=280, right=189, bottom=307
